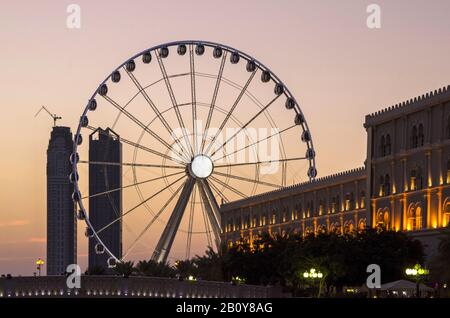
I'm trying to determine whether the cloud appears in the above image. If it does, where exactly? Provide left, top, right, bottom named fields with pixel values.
left=0, top=219, right=29, bottom=228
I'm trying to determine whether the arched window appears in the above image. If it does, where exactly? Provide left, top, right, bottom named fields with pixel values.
left=411, top=167, right=423, bottom=190
left=377, top=209, right=390, bottom=229
left=360, top=191, right=366, bottom=209
left=358, top=219, right=367, bottom=232
left=386, top=134, right=391, bottom=155
left=345, top=193, right=355, bottom=211
left=317, top=224, right=327, bottom=234
left=410, top=169, right=417, bottom=191
left=411, top=126, right=418, bottom=148
left=408, top=205, right=422, bottom=231
left=331, top=197, right=336, bottom=213
left=380, top=135, right=386, bottom=157
left=379, top=175, right=385, bottom=196
left=443, top=200, right=450, bottom=227
left=418, top=124, right=424, bottom=146
left=344, top=221, right=354, bottom=234
left=384, top=174, right=391, bottom=195
left=319, top=200, right=324, bottom=215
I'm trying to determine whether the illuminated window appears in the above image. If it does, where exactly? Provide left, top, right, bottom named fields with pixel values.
left=408, top=205, right=422, bottom=231
left=251, top=217, right=257, bottom=228
left=377, top=209, right=389, bottom=229
left=271, top=213, right=276, bottom=225
left=358, top=219, right=366, bottom=232
left=319, top=200, right=324, bottom=215
left=317, top=225, right=327, bottom=234
left=410, top=168, right=423, bottom=191
left=443, top=202, right=450, bottom=227
left=282, top=209, right=287, bottom=223
left=306, top=201, right=313, bottom=217
left=360, top=191, right=366, bottom=209
left=379, top=175, right=385, bottom=196
left=344, top=221, right=354, bottom=234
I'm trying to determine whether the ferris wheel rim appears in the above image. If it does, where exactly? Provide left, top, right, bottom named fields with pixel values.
left=71, top=40, right=317, bottom=265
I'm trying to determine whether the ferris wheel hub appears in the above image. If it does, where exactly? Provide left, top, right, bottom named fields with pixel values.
left=189, top=155, right=214, bottom=179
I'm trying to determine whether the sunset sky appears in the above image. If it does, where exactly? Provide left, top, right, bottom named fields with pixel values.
left=1, top=0, right=450, bottom=275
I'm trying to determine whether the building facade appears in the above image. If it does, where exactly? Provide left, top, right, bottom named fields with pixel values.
left=220, top=85, right=450, bottom=258
left=46, top=126, right=76, bottom=275
left=88, top=128, right=122, bottom=272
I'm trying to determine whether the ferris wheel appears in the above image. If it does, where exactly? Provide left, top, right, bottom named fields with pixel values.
left=70, top=40, right=317, bottom=267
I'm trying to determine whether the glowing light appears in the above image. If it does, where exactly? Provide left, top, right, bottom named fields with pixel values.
left=190, top=155, right=213, bottom=178
left=187, top=275, right=197, bottom=281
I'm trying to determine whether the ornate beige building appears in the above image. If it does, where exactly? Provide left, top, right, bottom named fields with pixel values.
left=220, top=85, right=450, bottom=258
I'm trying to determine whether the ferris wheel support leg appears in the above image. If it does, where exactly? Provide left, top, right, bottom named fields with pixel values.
left=198, top=180, right=222, bottom=251
left=151, top=177, right=195, bottom=263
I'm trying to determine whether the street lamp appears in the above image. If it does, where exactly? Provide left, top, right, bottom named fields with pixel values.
left=302, top=268, right=325, bottom=298
left=36, top=258, right=45, bottom=277
left=405, top=264, right=429, bottom=298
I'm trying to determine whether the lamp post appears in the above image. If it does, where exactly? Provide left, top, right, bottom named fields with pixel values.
left=36, top=258, right=45, bottom=277
left=302, top=268, right=325, bottom=298
left=405, top=264, right=429, bottom=298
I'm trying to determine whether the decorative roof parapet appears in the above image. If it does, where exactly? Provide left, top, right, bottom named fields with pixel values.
left=364, top=85, right=450, bottom=127
left=220, top=166, right=366, bottom=211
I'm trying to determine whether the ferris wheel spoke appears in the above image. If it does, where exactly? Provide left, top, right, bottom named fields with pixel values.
left=185, top=182, right=197, bottom=260
left=79, top=160, right=185, bottom=170
left=208, top=179, right=230, bottom=204
left=82, top=171, right=185, bottom=200
left=198, top=180, right=221, bottom=250
left=121, top=181, right=185, bottom=261
left=210, top=94, right=281, bottom=157
left=151, top=177, right=196, bottom=263
left=213, top=124, right=296, bottom=163
left=199, top=194, right=213, bottom=249
left=85, top=125, right=186, bottom=165
left=209, top=175, right=247, bottom=199
left=200, top=51, right=228, bottom=154
left=155, top=50, right=194, bottom=158
left=124, top=69, right=192, bottom=160
left=212, top=170, right=282, bottom=189
left=204, top=70, right=257, bottom=155
left=214, top=156, right=307, bottom=169
left=189, top=45, right=198, bottom=155
left=101, top=94, right=188, bottom=162
left=96, top=175, right=186, bottom=235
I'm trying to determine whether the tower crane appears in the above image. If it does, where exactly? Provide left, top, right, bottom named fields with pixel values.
left=35, top=106, right=62, bottom=127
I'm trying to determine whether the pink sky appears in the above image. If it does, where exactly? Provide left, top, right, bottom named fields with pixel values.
left=0, top=0, right=450, bottom=275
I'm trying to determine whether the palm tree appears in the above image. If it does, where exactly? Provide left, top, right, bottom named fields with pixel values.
left=429, top=227, right=450, bottom=287
left=85, top=265, right=106, bottom=276
left=114, top=261, right=136, bottom=278
left=135, top=260, right=175, bottom=277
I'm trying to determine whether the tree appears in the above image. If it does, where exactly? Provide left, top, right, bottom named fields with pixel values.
left=85, top=265, right=106, bottom=276
left=192, top=246, right=225, bottom=281
left=429, top=227, right=450, bottom=286
left=174, top=259, right=197, bottom=278
left=135, top=260, right=175, bottom=278
left=220, top=228, right=424, bottom=296
left=114, top=261, right=136, bottom=278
